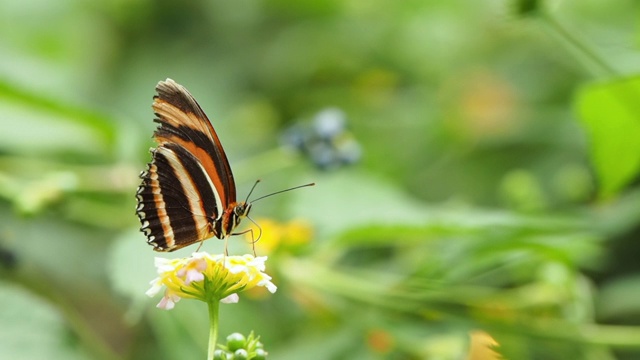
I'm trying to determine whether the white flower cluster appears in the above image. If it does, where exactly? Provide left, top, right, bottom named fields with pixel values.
left=146, top=252, right=277, bottom=310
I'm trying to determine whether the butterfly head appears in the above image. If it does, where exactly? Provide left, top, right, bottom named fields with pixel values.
left=233, top=201, right=252, bottom=219
left=225, top=201, right=253, bottom=238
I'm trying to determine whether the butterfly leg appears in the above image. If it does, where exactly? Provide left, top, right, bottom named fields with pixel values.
left=231, top=228, right=256, bottom=256
left=237, top=215, right=262, bottom=256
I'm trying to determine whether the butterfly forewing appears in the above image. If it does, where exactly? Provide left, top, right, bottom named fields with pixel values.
left=152, top=80, right=236, bottom=206
left=136, top=79, right=237, bottom=251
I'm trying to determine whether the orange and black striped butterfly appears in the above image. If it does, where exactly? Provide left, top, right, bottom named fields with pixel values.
left=136, top=78, right=250, bottom=252
left=136, top=79, right=313, bottom=252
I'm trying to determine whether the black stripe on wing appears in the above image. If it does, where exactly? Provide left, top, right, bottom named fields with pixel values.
left=162, top=142, right=220, bottom=223
left=153, top=123, right=231, bottom=208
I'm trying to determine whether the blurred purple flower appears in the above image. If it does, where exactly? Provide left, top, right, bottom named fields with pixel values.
left=283, top=107, right=361, bottom=170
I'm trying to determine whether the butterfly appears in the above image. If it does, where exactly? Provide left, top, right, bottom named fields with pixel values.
left=136, top=78, right=312, bottom=252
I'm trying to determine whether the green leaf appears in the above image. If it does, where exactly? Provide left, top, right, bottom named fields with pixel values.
left=575, top=76, right=640, bottom=198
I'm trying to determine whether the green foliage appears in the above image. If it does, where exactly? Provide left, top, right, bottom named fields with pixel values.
left=576, top=77, right=640, bottom=198
left=1, top=0, right=640, bottom=359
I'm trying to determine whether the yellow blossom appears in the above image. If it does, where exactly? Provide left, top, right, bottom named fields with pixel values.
left=250, top=218, right=314, bottom=253
left=466, top=330, right=501, bottom=360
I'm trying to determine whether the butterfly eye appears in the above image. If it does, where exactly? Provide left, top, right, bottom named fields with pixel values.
left=234, top=205, right=245, bottom=216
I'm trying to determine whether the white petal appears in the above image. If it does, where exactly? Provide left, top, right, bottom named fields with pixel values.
left=145, top=278, right=163, bottom=297
left=260, top=280, right=278, bottom=293
left=185, top=269, right=205, bottom=284
left=157, top=293, right=181, bottom=310
left=221, top=293, right=239, bottom=303
left=157, top=296, right=175, bottom=310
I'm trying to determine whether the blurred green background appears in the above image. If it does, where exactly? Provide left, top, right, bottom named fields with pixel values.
left=2, top=0, right=640, bottom=359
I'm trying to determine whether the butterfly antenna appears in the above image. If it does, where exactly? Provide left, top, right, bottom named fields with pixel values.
left=250, top=183, right=315, bottom=203
left=245, top=179, right=261, bottom=203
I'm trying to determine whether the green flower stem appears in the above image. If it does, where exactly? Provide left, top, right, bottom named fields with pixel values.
left=207, top=298, right=220, bottom=360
